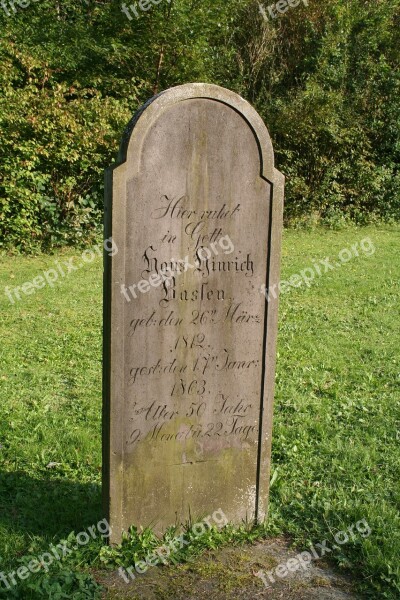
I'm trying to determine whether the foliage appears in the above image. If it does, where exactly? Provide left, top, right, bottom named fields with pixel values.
left=0, top=0, right=399, bottom=250
left=0, top=34, right=134, bottom=251
left=99, top=520, right=270, bottom=571
left=233, top=0, right=400, bottom=224
left=0, top=567, right=103, bottom=599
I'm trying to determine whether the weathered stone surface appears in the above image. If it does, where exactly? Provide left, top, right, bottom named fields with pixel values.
left=103, top=83, right=284, bottom=544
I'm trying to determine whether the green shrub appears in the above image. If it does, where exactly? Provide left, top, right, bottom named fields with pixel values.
left=0, top=0, right=399, bottom=250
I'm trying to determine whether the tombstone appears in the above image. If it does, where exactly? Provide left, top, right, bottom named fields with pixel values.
left=103, top=83, right=284, bottom=544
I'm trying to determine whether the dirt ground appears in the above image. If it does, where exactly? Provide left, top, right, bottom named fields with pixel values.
left=97, top=537, right=364, bottom=600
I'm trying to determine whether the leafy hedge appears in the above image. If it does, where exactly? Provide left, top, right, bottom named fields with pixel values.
left=0, top=0, right=399, bottom=251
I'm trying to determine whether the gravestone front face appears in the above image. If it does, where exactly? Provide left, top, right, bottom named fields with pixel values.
left=103, top=83, right=284, bottom=544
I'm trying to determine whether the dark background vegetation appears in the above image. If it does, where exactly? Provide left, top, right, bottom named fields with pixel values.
left=0, top=0, right=399, bottom=251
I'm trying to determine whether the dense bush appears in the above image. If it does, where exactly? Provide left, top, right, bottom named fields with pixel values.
left=0, top=0, right=399, bottom=251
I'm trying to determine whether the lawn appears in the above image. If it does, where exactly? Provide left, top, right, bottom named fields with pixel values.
left=0, top=226, right=399, bottom=598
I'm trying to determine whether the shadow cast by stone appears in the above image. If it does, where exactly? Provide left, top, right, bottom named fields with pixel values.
left=0, top=470, right=102, bottom=539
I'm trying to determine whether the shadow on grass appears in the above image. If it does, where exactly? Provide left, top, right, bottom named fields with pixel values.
left=0, top=470, right=102, bottom=539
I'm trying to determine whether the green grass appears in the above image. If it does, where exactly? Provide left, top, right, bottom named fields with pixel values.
left=0, top=226, right=399, bottom=598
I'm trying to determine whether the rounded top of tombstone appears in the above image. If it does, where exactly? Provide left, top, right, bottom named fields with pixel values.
left=117, top=83, right=280, bottom=183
